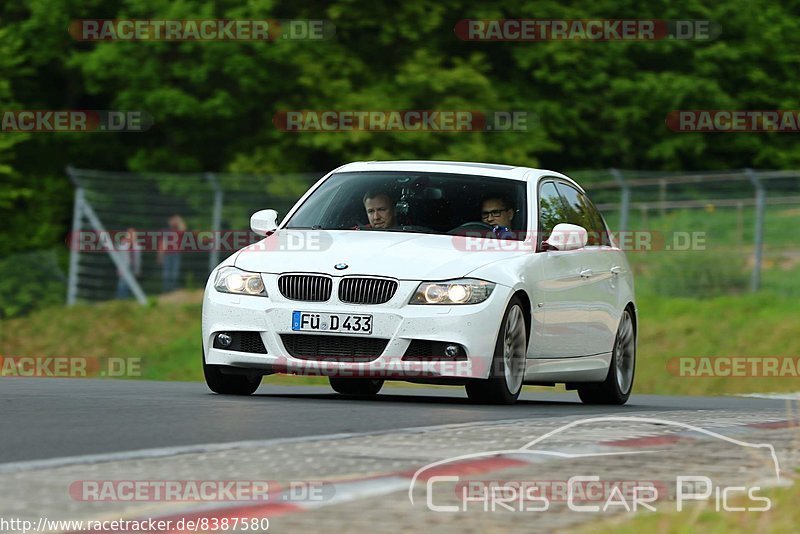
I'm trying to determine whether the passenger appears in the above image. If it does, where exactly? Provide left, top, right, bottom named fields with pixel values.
left=480, top=196, right=515, bottom=238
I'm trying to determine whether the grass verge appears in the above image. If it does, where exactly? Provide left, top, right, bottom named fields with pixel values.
left=1, top=290, right=798, bottom=396
left=587, top=472, right=798, bottom=534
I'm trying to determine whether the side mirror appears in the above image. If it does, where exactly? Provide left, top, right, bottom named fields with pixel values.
left=543, top=223, right=587, bottom=251
left=250, top=209, right=279, bottom=236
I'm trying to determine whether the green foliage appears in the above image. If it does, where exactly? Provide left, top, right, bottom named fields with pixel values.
left=2, top=290, right=799, bottom=397
left=3, top=0, right=800, bottom=258
left=0, top=249, right=66, bottom=318
left=634, top=250, right=749, bottom=297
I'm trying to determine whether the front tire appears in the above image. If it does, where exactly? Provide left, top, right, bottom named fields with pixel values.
left=578, top=309, right=636, bottom=405
left=466, top=297, right=528, bottom=405
left=202, top=350, right=261, bottom=395
left=329, top=377, right=384, bottom=396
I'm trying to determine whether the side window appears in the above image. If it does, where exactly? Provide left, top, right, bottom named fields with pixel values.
left=582, top=194, right=612, bottom=247
left=554, top=182, right=609, bottom=246
left=538, top=181, right=566, bottom=245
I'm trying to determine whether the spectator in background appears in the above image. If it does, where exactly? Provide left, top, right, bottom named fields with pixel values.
left=115, top=228, right=142, bottom=299
left=158, top=214, right=186, bottom=293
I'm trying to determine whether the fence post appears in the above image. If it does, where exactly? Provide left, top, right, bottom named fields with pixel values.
left=80, top=192, right=148, bottom=305
left=658, top=178, right=667, bottom=217
left=205, top=172, right=223, bottom=273
left=610, top=168, right=630, bottom=231
left=745, top=168, right=765, bottom=292
left=66, top=181, right=84, bottom=306
left=736, top=201, right=744, bottom=249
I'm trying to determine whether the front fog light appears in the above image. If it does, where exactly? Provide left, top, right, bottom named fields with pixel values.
left=216, top=333, right=233, bottom=348
left=444, top=344, right=459, bottom=358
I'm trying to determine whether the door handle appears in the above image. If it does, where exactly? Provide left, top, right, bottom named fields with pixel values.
left=610, top=266, right=623, bottom=275
left=580, top=269, right=593, bottom=278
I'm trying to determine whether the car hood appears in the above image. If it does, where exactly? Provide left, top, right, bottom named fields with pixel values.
left=234, top=230, right=527, bottom=280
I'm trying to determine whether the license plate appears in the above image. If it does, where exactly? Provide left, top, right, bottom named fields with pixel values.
left=291, top=311, right=373, bottom=335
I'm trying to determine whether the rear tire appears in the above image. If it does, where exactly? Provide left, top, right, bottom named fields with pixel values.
left=578, top=309, right=636, bottom=405
left=466, top=297, right=528, bottom=405
left=329, top=377, right=384, bottom=396
left=202, top=349, right=261, bottom=395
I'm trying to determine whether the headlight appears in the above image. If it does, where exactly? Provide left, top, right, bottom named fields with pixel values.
left=214, top=267, right=267, bottom=297
left=410, top=279, right=495, bottom=305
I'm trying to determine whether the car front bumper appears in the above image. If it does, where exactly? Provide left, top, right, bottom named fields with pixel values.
left=201, top=276, right=512, bottom=381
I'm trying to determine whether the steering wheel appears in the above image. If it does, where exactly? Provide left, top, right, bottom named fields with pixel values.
left=448, top=221, right=494, bottom=234
left=396, top=225, right=436, bottom=233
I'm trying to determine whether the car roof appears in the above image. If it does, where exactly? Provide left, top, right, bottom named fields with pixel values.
left=333, top=160, right=582, bottom=190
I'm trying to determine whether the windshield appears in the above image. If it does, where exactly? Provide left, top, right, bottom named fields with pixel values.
left=284, top=171, right=528, bottom=240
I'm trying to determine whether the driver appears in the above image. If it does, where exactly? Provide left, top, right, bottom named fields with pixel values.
left=481, top=196, right=515, bottom=238
left=362, top=190, right=397, bottom=229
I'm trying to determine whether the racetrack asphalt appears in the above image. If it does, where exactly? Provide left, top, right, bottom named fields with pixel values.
left=0, top=378, right=791, bottom=465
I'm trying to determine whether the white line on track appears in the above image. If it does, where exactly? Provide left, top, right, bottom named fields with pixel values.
left=738, top=392, right=800, bottom=400
left=0, top=417, right=582, bottom=474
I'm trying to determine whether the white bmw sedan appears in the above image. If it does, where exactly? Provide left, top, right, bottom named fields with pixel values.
left=202, top=161, right=636, bottom=405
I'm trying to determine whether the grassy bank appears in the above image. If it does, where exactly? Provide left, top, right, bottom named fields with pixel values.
left=1, top=290, right=798, bottom=396
left=588, top=471, right=799, bottom=534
